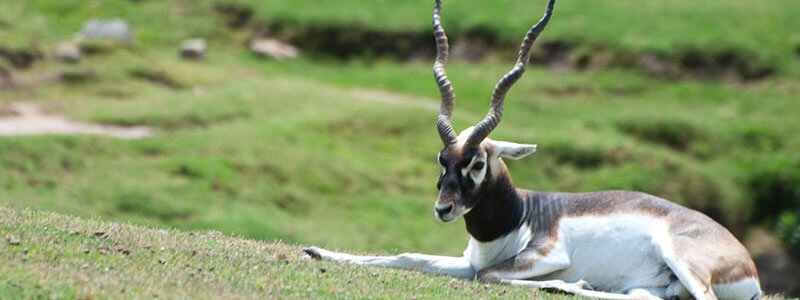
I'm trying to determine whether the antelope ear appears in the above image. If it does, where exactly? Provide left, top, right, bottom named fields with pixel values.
left=489, top=140, right=537, bottom=160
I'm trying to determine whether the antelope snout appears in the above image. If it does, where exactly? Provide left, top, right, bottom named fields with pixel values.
left=434, top=202, right=456, bottom=222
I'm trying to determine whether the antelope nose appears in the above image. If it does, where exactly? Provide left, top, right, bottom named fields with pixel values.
left=435, top=203, right=454, bottom=216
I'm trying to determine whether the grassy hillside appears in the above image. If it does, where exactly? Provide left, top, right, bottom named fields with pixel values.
left=3, top=46, right=799, bottom=254
left=0, top=205, right=582, bottom=299
left=246, top=0, right=800, bottom=65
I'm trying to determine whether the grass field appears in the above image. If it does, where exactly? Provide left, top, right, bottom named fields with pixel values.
left=3, top=47, right=798, bottom=254
left=1, top=0, right=799, bottom=297
left=1, top=206, right=588, bottom=299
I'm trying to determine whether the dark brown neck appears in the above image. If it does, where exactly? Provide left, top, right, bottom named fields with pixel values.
left=463, top=172, right=525, bottom=242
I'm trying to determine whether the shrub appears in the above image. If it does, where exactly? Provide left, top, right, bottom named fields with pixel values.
left=777, top=212, right=800, bottom=258
left=617, top=119, right=708, bottom=156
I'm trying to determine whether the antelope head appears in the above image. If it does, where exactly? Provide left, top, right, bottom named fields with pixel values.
left=432, top=0, right=554, bottom=222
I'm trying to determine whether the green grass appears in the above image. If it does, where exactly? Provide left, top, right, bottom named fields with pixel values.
left=244, top=0, right=800, bottom=64
left=1, top=205, right=585, bottom=299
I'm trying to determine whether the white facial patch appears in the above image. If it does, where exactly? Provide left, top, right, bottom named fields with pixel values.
left=454, top=126, right=476, bottom=149
left=461, top=151, right=488, bottom=187
left=438, top=152, right=446, bottom=176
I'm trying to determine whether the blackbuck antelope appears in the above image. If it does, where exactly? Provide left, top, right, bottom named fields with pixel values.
left=303, top=0, right=762, bottom=299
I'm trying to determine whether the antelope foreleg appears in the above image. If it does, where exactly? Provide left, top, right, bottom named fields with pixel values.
left=303, top=246, right=475, bottom=278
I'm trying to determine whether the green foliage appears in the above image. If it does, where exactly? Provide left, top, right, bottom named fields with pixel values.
left=777, top=212, right=800, bottom=259
left=617, top=118, right=706, bottom=153
left=234, top=0, right=800, bottom=65
left=748, top=156, right=800, bottom=222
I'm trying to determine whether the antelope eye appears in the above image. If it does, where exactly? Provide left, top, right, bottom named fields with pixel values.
left=473, top=161, right=485, bottom=171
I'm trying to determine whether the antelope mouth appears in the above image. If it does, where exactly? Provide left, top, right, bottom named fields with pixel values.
left=434, top=202, right=466, bottom=222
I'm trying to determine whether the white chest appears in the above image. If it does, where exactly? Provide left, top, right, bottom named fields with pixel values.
left=462, top=224, right=532, bottom=271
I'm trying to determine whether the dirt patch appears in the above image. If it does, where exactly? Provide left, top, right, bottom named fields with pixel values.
left=215, top=3, right=253, bottom=29
left=0, top=103, right=19, bottom=117
left=677, top=48, right=775, bottom=82
left=260, top=21, right=433, bottom=61
left=796, top=45, right=800, bottom=62
left=747, top=229, right=800, bottom=297
left=0, top=47, right=40, bottom=69
left=231, top=9, right=778, bottom=83
left=0, top=102, right=154, bottom=139
left=34, top=69, right=97, bottom=87
left=351, top=88, right=439, bottom=111
left=530, top=41, right=576, bottom=70
left=748, top=167, right=800, bottom=222
left=545, top=142, right=609, bottom=169
left=542, top=86, right=595, bottom=97
left=451, top=26, right=501, bottom=63
left=617, top=119, right=706, bottom=152
left=130, top=70, right=184, bottom=90
left=0, top=66, right=16, bottom=90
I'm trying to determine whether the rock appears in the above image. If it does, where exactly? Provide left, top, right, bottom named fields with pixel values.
left=54, top=42, right=81, bottom=62
left=76, top=19, right=133, bottom=44
left=35, top=69, right=96, bottom=86
left=116, top=246, right=131, bottom=256
left=754, top=248, right=800, bottom=296
left=638, top=53, right=679, bottom=80
left=452, top=36, right=492, bottom=63
left=250, top=38, right=298, bottom=59
left=0, top=47, right=40, bottom=69
left=275, top=252, right=288, bottom=263
left=0, top=66, right=16, bottom=90
left=5, top=234, right=20, bottom=246
left=180, top=38, right=206, bottom=60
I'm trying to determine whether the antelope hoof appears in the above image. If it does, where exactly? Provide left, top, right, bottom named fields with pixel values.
left=574, top=279, right=594, bottom=290
left=474, top=270, right=502, bottom=283
left=540, top=280, right=581, bottom=295
left=541, top=285, right=573, bottom=295
left=303, top=246, right=322, bottom=260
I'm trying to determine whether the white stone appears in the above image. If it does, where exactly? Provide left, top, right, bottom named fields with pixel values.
left=250, top=38, right=298, bottom=59
left=180, top=38, right=207, bottom=59
left=76, top=19, right=133, bottom=44
left=54, top=42, right=81, bottom=62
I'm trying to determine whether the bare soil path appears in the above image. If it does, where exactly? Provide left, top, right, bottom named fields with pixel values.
left=0, top=102, right=153, bottom=139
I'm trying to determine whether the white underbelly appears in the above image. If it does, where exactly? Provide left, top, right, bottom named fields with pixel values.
left=539, top=214, right=674, bottom=293
left=713, top=277, right=761, bottom=300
